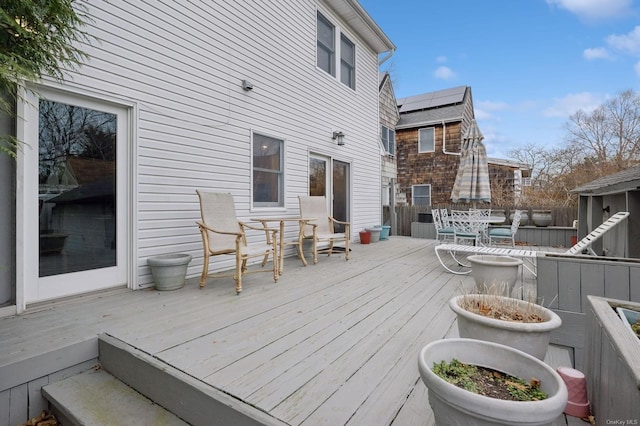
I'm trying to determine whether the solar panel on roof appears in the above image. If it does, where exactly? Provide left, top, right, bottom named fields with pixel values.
left=399, top=86, right=466, bottom=113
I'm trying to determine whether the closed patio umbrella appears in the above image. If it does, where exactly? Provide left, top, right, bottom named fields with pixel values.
left=450, top=119, right=491, bottom=204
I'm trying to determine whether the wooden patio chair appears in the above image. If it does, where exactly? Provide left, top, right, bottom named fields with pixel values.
left=196, top=190, right=278, bottom=294
left=298, top=195, right=350, bottom=264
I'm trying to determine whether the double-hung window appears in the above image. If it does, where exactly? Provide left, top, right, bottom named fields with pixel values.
left=381, top=125, right=395, bottom=155
left=340, top=34, right=355, bottom=89
left=252, top=133, right=284, bottom=208
left=316, top=12, right=335, bottom=76
left=317, top=11, right=356, bottom=90
left=418, top=127, right=435, bottom=153
left=412, top=184, right=432, bottom=206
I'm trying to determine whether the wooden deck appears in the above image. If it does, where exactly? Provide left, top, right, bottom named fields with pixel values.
left=1, top=237, right=577, bottom=425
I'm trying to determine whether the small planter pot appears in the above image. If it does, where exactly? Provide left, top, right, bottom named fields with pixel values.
left=532, top=210, right=553, bottom=227
left=418, top=338, right=568, bottom=426
left=510, top=210, right=529, bottom=226
left=467, top=254, right=523, bottom=297
left=375, top=225, right=391, bottom=240
left=450, top=294, right=562, bottom=360
left=359, top=230, right=371, bottom=244
left=366, top=227, right=381, bottom=243
left=147, top=254, right=192, bottom=291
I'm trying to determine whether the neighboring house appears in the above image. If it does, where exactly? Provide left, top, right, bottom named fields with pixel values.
left=486, top=157, right=531, bottom=206
left=395, top=85, right=526, bottom=206
left=571, top=164, right=640, bottom=258
left=1, top=1, right=395, bottom=314
left=378, top=71, right=400, bottom=207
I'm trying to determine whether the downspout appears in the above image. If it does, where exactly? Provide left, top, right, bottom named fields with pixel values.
left=441, top=120, right=460, bottom=156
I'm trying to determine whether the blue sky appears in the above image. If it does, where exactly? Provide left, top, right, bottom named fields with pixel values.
left=359, top=0, right=640, bottom=159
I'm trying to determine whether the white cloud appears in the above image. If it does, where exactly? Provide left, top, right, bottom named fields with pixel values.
left=542, top=92, right=603, bottom=117
left=583, top=47, right=610, bottom=59
left=606, top=26, right=640, bottom=55
left=546, top=0, right=632, bottom=21
left=433, top=66, right=455, bottom=80
left=435, top=56, right=447, bottom=63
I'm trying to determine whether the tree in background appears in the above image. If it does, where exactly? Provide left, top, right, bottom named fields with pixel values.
left=0, top=0, right=91, bottom=157
left=508, top=89, right=640, bottom=207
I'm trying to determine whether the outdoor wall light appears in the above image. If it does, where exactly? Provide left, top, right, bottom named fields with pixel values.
left=241, top=79, right=253, bottom=91
left=332, top=131, right=345, bottom=146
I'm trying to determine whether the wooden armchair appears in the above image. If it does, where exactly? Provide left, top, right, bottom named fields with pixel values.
left=298, top=196, right=350, bottom=264
left=196, top=190, right=278, bottom=294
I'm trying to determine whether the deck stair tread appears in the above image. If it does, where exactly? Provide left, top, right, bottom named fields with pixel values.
left=42, top=367, right=188, bottom=426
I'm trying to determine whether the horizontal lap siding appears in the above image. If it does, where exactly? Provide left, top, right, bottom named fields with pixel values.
left=63, top=1, right=382, bottom=286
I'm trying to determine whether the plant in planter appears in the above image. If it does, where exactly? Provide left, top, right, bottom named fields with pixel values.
left=418, top=338, right=568, bottom=425
left=449, top=293, right=562, bottom=360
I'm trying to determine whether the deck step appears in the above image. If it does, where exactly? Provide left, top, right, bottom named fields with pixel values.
left=42, top=367, right=188, bottom=425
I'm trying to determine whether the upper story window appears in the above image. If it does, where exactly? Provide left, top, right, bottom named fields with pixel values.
left=252, top=132, right=284, bottom=208
left=412, top=184, right=431, bottom=206
left=418, top=127, right=435, bottom=153
left=317, top=11, right=356, bottom=90
left=316, top=12, right=335, bottom=76
left=381, top=125, right=395, bottom=155
left=340, top=34, right=355, bottom=89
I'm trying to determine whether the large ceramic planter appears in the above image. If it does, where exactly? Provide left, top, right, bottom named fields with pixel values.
left=450, top=294, right=562, bottom=360
left=147, top=254, right=192, bottom=291
left=467, top=254, right=523, bottom=297
left=510, top=210, right=528, bottom=226
left=418, top=338, right=568, bottom=426
left=532, top=210, right=552, bottom=227
left=366, top=227, right=381, bottom=243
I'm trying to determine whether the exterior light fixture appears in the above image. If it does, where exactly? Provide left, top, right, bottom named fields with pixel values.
left=332, top=131, right=345, bottom=146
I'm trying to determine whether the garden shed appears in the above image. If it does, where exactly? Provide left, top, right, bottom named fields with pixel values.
left=571, top=164, right=640, bottom=258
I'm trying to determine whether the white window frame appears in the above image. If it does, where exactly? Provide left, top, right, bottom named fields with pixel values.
left=418, top=127, right=435, bottom=153
left=412, top=184, right=432, bottom=206
left=340, top=33, right=356, bottom=90
left=316, top=10, right=356, bottom=90
left=316, top=11, right=335, bottom=77
left=251, top=131, right=285, bottom=209
left=381, top=125, right=395, bottom=155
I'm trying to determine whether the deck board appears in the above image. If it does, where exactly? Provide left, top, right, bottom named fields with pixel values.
left=1, top=237, right=560, bottom=426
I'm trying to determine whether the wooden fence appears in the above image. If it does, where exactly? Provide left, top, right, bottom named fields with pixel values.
left=383, top=205, right=577, bottom=237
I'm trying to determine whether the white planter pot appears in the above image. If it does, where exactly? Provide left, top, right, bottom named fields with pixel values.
left=418, top=338, right=568, bottom=426
left=467, top=255, right=523, bottom=297
left=147, top=254, right=192, bottom=291
left=532, top=210, right=552, bottom=227
left=450, top=294, right=562, bottom=360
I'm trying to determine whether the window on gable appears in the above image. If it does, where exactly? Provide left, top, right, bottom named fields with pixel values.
left=412, top=184, right=431, bottom=206
left=418, top=127, right=435, bottom=153
left=317, top=12, right=335, bottom=77
left=252, top=133, right=284, bottom=208
left=381, top=125, right=395, bottom=155
left=340, top=34, right=355, bottom=89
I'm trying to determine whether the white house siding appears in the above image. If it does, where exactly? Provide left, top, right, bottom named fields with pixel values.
left=378, top=74, right=399, bottom=204
left=28, top=0, right=388, bottom=290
